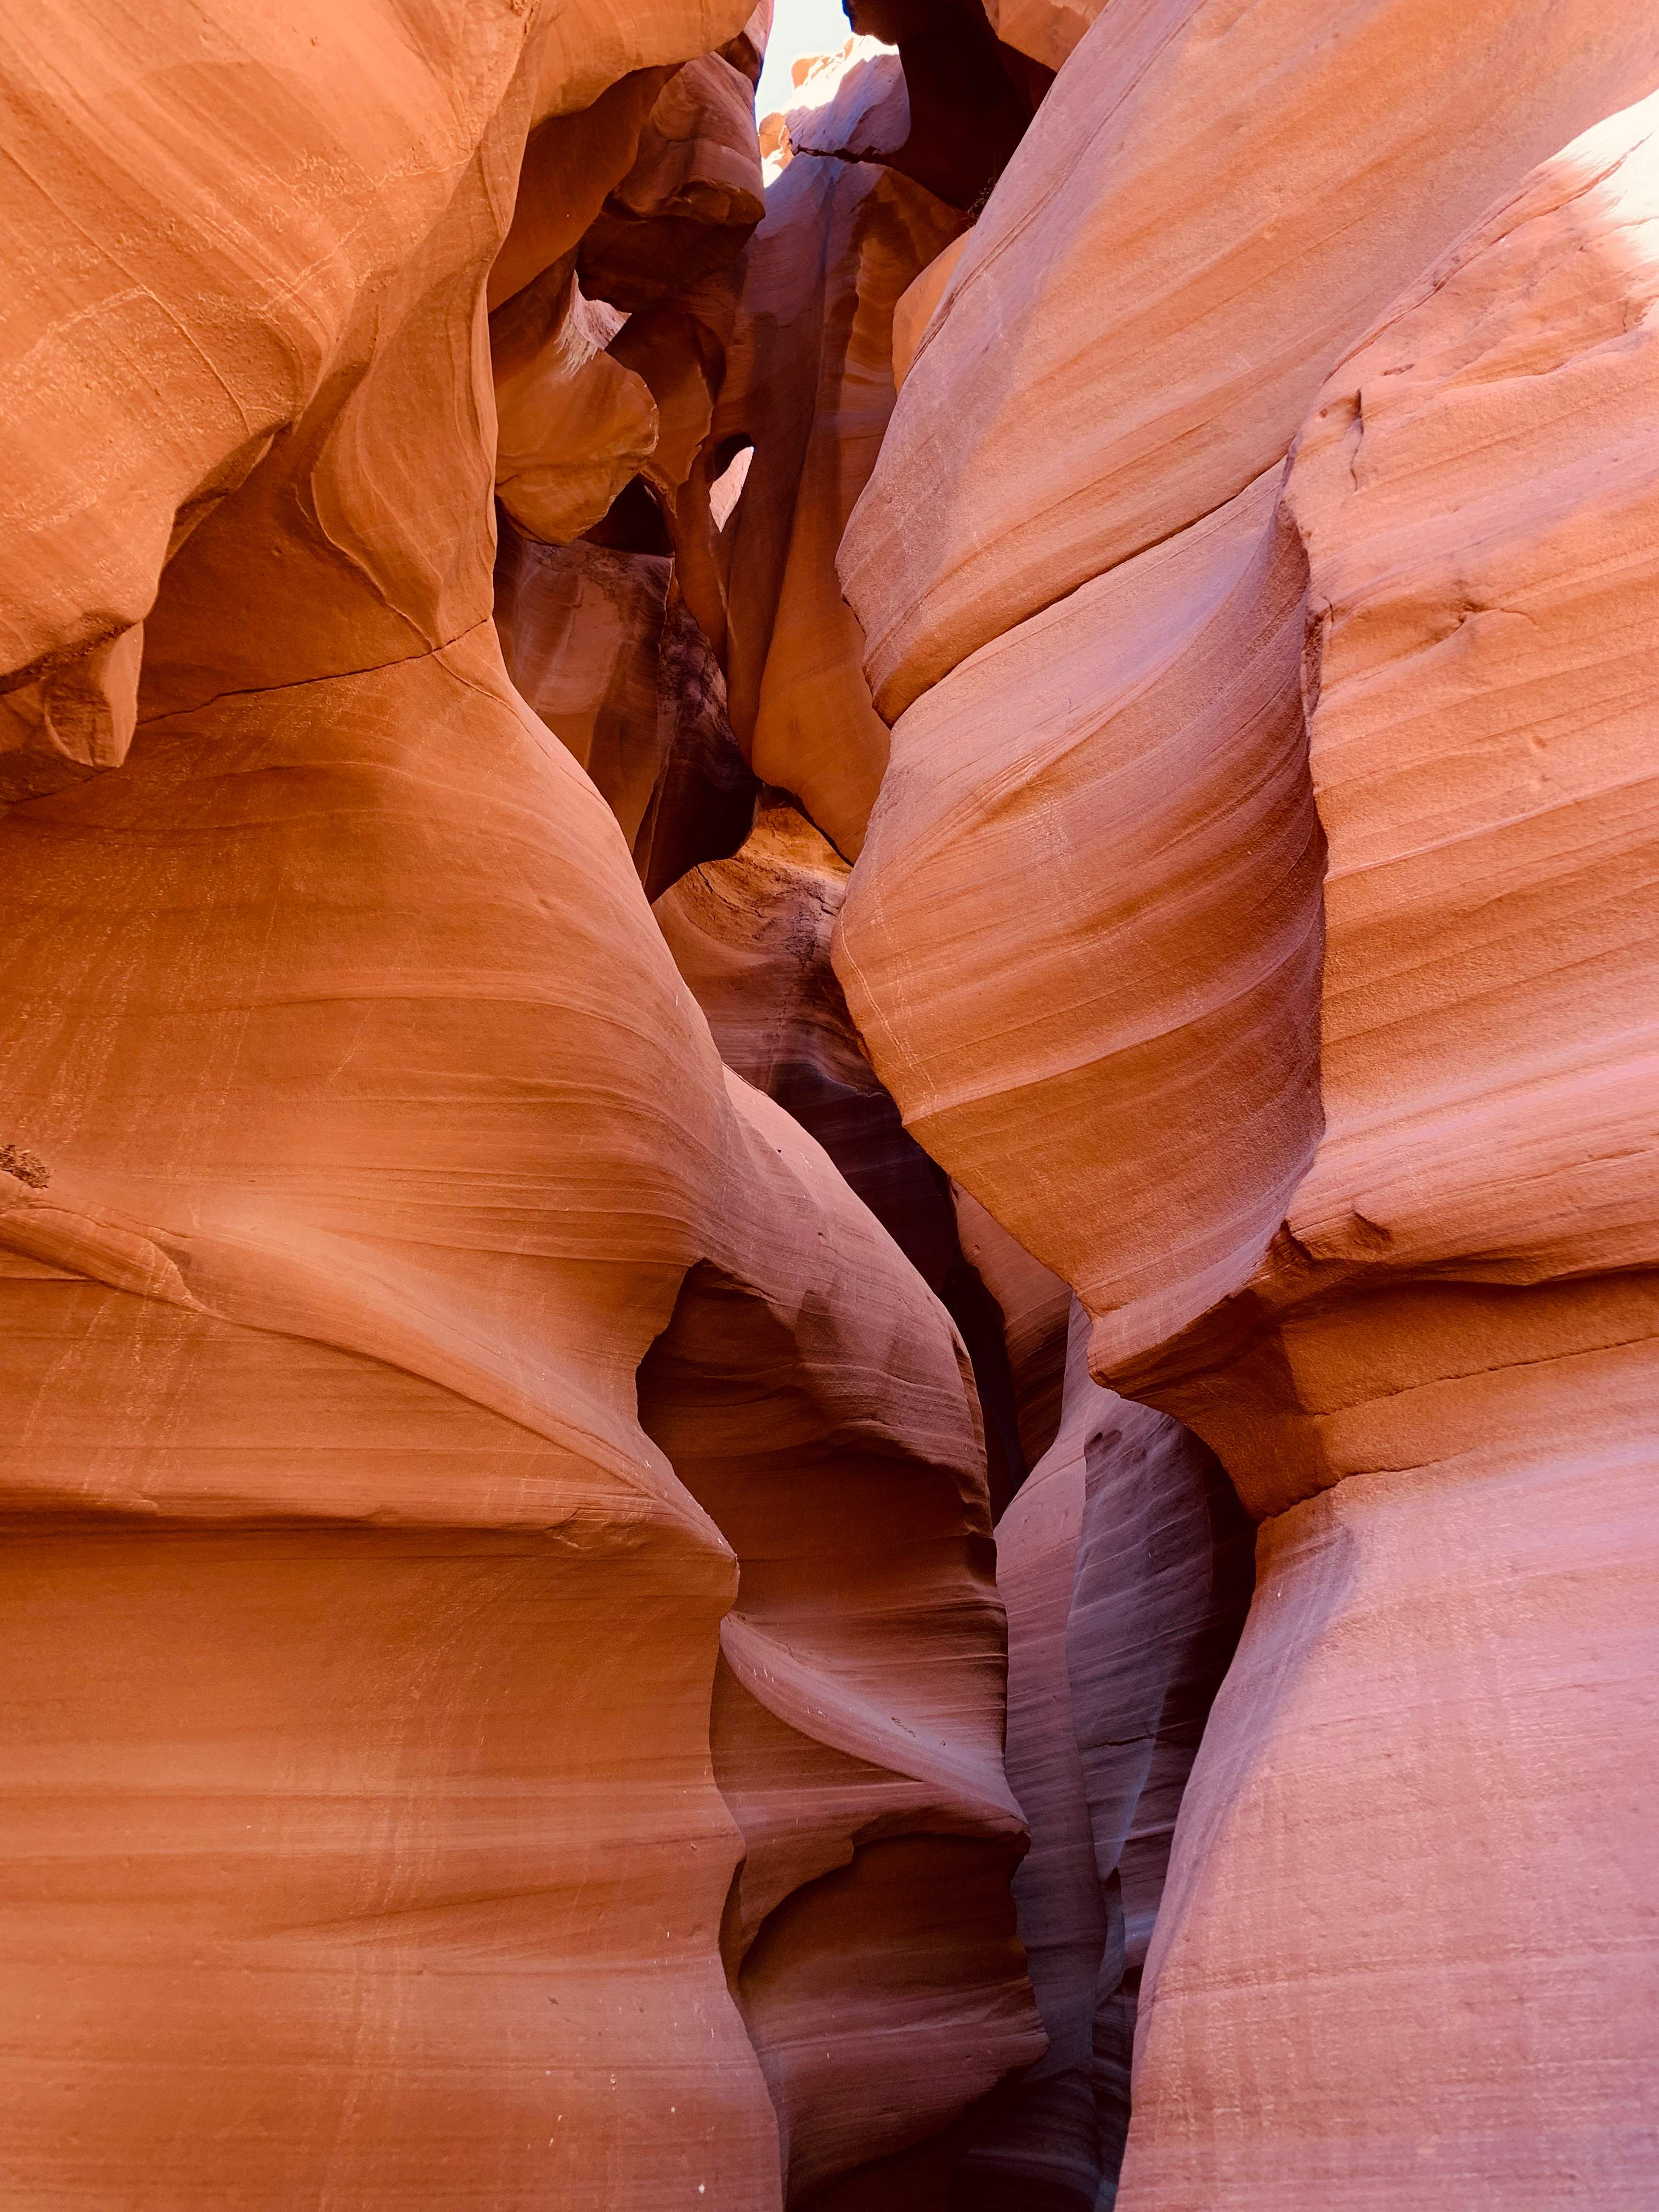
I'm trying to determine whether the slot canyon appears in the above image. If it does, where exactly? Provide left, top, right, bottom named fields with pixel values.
left=1, top=0, right=1656, bottom=2203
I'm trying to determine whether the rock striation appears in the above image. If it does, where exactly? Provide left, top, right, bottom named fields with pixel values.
left=837, top=23, right=1659, bottom=2207
left=840, top=0, right=1659, bottom=722
left=953, top=1306, right=1252, bottom=2210
left=0, top=4, right=1041, bottom=2203
left=4, top=0, right=1658, bottom=2205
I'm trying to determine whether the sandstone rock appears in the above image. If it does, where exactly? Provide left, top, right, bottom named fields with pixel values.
left=489, top=67, right=674, bottom=315
left=633, top=584, right=761, bottom=899
left=1113, top=94, right=1659, bottom=2207
left=0, top=0, right=754, bottom=778
left=639, top=1074, right=1042, bottom=2202
left=494, top=514, right=755, bottom=895
left=837, top=464, right=1324, bottom=1370
left=13, top=0, right=1656, bottom=2201
left=953, top=1189, right=1069, bottom=1472
left=531, top=0, right=760, bottom=122
left=958, top=1308, right=1111, bottom=2210
left=891, top=230, right=971, bottom=391
left=717, top=144, right=966, bottom=855
left=611, top=272, right=749, bottom=665
left=831, top=0, right=1040, bottom=212
left=490, top=265, right=659, bottom=546
left=0, top=7, right=1037, bottom=2200
left=981, top=0, right=1104, bottom=74
left=494, top=523, right=675, bottom=838
left=654, top=799, right=1028, bottom=1503
left=579, top=52, right=765, bottom=312
left=837, top=58, right=1659, bottom=2210
left=0, top=625, right=792, bottom=2209
left=840, top=0, right=1659, bottom=719
left=957, top=1307, right=1251, bottom=2209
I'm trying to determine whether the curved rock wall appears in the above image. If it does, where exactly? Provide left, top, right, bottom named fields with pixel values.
left=0, top=4, right=1040, bottom=2202
left=3, top=0, right=1657, bottom=2204
left=836, top=20, right=1659, bottom=2206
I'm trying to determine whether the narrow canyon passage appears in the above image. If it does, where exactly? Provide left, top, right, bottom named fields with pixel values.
left=0, top=2, right=1655, bottom=2207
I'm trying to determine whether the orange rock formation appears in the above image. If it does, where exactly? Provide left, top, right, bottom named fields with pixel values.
left=837, top=20, right=1659, bottom=2209
left=3, top=0, right=1656, bottom=2205
left=0, top=4, right=1035, bottom=2202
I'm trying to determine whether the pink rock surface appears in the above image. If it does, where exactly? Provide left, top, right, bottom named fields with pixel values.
left=0, top=5, right=1040, bottom=2200
left=960, top=1309, right=1251, bottom=2207
left=7, top=0, right=1657, bottom=2200
left=839, top=0, right=1659, bottom=720
left=1115, top=97, right=1659, bottom=2203
left=655, top=799, right=1030, bottom=1504
left=953, top=1189, right=1070, bottom=1471
left=981, top=0, right=1104, bottom=72
left=716, top=132, right=966, bottom=855
left=891, top=230, right=972, bottom=392
left=836, top=60, right=1659, bottom=2212
left=837, top=462, right=1323, bottom=1370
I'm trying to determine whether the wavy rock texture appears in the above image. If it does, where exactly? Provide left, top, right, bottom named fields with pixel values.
left=838, top=461, right=1324, bottom=1367
left=638, top=1074, right=1041, bottom=2204
left=837, top=39, right=1659, bottom=2211
left=8, top=0, right=1658, bottom=2204
left=0, top=4, right=1040, bottom=2202
left=840, top=0, right=1659, bottom=720
left=656, top=799, right=1029, bottom=1505
left=955, top=1310, right=1251, bottom=2210
left=1114, top=93, right=1659, bottom=2208
left=716, top=91, right=967, bottom=856
left=493, top=515, right=755, bottom=895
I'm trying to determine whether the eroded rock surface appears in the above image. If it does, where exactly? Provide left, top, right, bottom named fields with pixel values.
left=3, top=0, right=1656, bottom=2205
left=0, top=4, right=1039, bottom=2203
left=837, top=45, right=1659, bottom=2212
left=840, top=0, right=1659, bottom=720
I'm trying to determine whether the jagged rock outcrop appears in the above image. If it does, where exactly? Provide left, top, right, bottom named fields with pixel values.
left=837, top=20, right=1659, bottom=2203
left=0, top=4, right=1042, bottom=2201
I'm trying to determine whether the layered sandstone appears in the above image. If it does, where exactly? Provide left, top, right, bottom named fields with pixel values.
left=955, top=1307, right=1251, bottom=2209
left=4, top=0, right=1657, bottom=2204
left=840, top=0, right=1659, bottom=721
left=0, top=4, right=1041, bottom=2202
left=716, top=68, right=967, bottom=856
left=656, top=799, right=1029, bottom=1504
left=837, top=32, right=1659, bottom=2208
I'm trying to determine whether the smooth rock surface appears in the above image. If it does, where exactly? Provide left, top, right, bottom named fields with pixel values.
left=0, top=7, right=1039, bottom=2200
left=840, top=0, right=1659, bottom=719
left=958, top=1308, right=1251, bottom=2209
left=717, top=134, right=966, bottom=855
left=836, top=60, right=1659, bottom=2212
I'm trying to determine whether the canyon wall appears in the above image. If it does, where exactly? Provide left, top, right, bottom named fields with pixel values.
left=838, top=4, right=1659, bottom=2204
left=0, top=4, right=1039, bottom=2203
left=2, top=0, right=1656, bottom=2204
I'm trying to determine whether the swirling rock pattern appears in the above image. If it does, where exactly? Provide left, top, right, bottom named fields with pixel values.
left=840, top=0, right=1659, bottom=721
left=0, top=4, right=1039, bottom=2202
left=6, top=0, right=1659, bottom=2204
left=838, top=33, right=1659, bottom=2209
